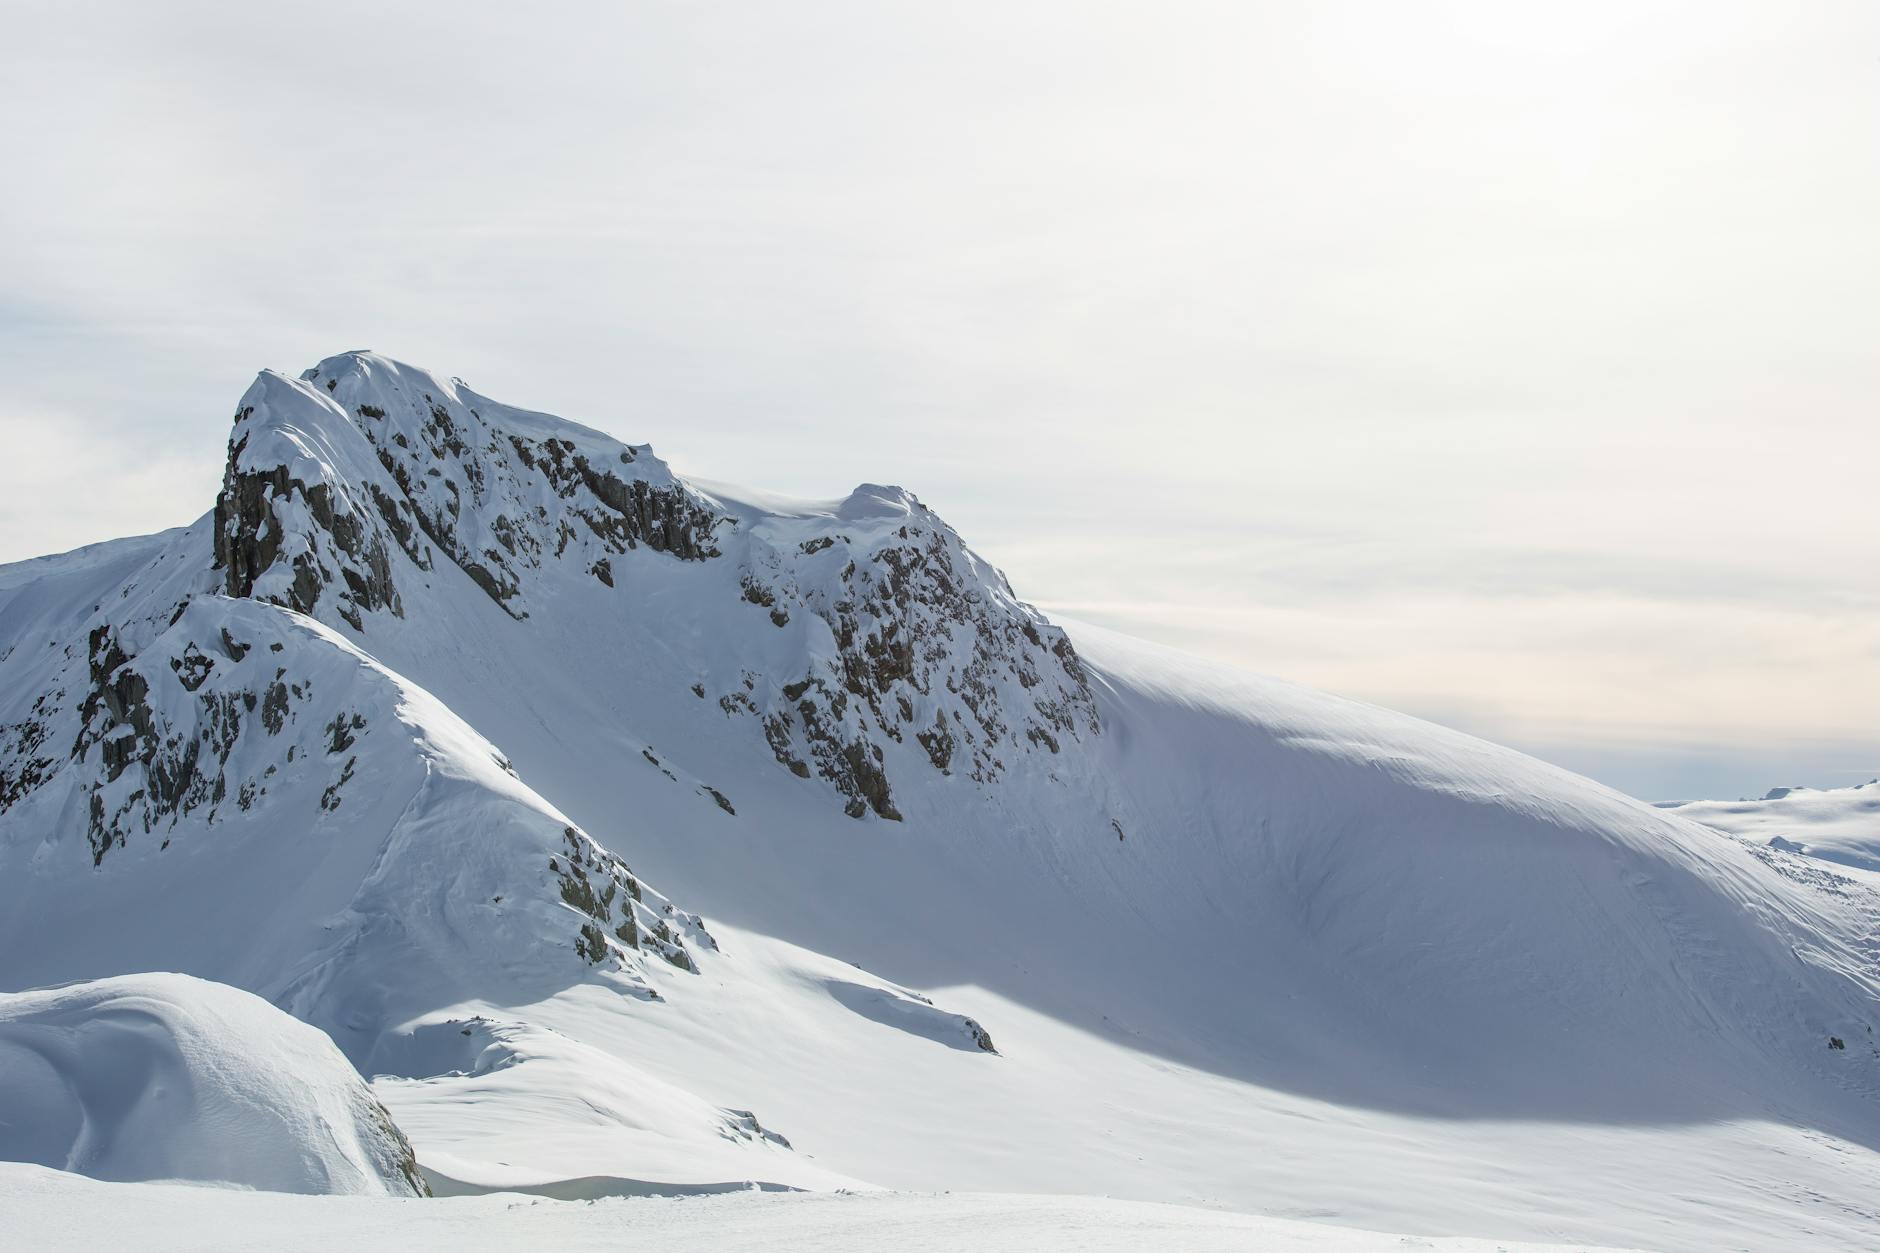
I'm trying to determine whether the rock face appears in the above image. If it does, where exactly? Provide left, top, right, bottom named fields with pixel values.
left=214, top=444, right=403, bottom=628
left=725, top=485, right=1099, bottom=820
left=69, top=611, right=265, bottom=865
left=197, top=351, right=1097, bottom=825
left=213, top=355, right=723, bottom=627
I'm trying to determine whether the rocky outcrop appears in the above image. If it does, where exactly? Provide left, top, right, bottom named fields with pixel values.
left=210, top=355, right=729, bottom=631
left=162, top=355, right=1096, bottom=831
left=0, top=693, right=58, bottom=813
left=309, top=355, right=724, bottom=620
left=214, top=426, right=403, bottom=630
left=64, top=612, right=351, bottom=865
left=727, top=496, right=1099, bottom=820
left=509, top=432, right=720, bottom=561
left=551, top=825, right=715, bottom=974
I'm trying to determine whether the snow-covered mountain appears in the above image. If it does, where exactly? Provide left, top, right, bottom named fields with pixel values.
left=4, top=352, right=1880, bottom=1250
left=1662, top=781, right=1880, bottom=874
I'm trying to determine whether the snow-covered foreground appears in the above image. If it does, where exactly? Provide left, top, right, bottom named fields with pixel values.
left=4, top=351, right=1879, bottom=1252
left=0, top=974, right=423, bottom=1196
left=0, top=1163, right=1638, bottom=1253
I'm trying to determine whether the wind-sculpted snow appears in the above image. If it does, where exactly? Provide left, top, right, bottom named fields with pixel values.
left=370, top=1013, right=847, bottom=1199
left=1052, top=625, right=1880, bottom=1120
left=1, top=1164, right=1647, bottom=1253
left=0, top=973, right=425, bottom=1195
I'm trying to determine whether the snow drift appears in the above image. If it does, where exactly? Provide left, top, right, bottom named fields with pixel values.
left=0, top=973, right=423, bottom=1195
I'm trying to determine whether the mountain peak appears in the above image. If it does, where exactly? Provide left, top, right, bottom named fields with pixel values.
left=215, top=352, right=720, bottom=628
left=839, top=483, right=921, bottom=520
left=301, top=350, right=657, bottom=464
left=208, top=353, right=1097, bottom=822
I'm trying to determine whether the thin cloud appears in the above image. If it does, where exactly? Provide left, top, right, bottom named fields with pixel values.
left=2, top=0, right=1876, bottom=800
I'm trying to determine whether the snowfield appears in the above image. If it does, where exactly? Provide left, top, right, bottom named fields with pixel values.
left=1662, top=781, right=1880, bottom=873
left=0, top=1162, right=1642, bottom=1252
left=3, top=351, right=1878, bottom=1251
left=0, top=974, right=423, bottom=1195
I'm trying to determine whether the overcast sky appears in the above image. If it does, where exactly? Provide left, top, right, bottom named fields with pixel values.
left=3, top=0, right=1876, bottom=801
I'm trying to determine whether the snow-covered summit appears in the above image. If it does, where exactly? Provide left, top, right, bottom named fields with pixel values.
left=211, top=352, right=1097, bottom=821
left=692, top=478, right=925, bottom=525
left=216, top=353, right=718, bottom=627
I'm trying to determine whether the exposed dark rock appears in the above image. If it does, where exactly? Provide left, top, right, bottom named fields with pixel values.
left=552, top=826, right=699, bottom=971
left=261, top=677, right=291, bottom=735
left=762, top=712, right=813, bottom=779
left=319, top=756, right=357, bottom=811
left=569, top=454, right=720, bottom=561
left=325, top=711, right=366, bottom=754
left=746, top=512, right=1097, bottom=817
left=367, top=1101, right=431, bottom=1198
left=460, top=558, right=523, bottom=616
left=213, top=433, right=403, bottom=624
left=917, top=713, right=956, bottom=773
left=836, top=740, right=900, bottom=821
left=170, top=644, right=214, bottom=692
left=46, top=619, right=317, bottom=864
left=218, top=629, right=250, bottom=661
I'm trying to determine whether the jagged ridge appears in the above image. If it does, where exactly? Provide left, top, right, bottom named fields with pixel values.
left=207, top=352, right=1098, bottom=822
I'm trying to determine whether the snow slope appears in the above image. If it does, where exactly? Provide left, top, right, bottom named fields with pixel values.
left=0, top=974, right=422, bottom=1195
left=1663, top=781, right=1880, bottom=873
left=0, top=1163, right=1640, bottom=1253
left=4, top=351, right=1880, bottom=1250
left=0, top=523, right=828, bottom=1192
